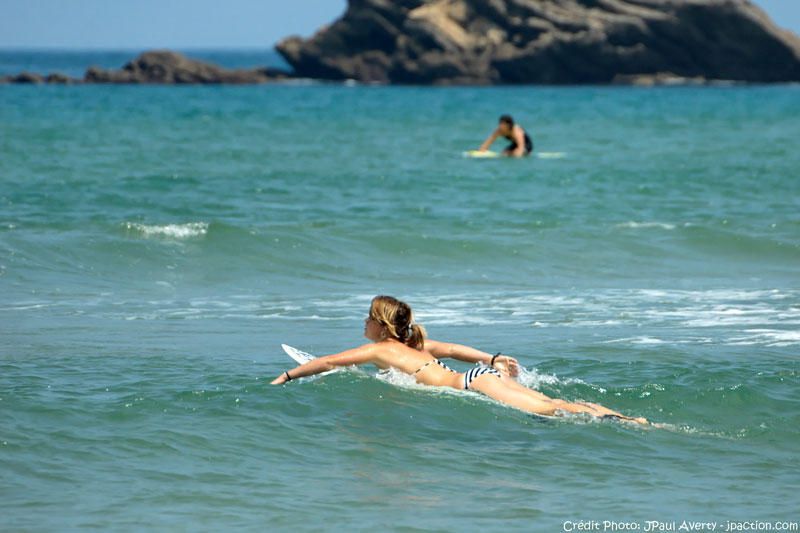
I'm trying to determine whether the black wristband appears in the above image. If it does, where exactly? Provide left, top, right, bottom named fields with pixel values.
left=490, top=353, right=501, bottom=366
left=284, top=371, right=292, bottom=382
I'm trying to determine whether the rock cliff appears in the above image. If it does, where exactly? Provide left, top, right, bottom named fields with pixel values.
left=276, top=0, right=800, bottom=84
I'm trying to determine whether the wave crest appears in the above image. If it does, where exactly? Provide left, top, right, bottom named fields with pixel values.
left=124, top=222, right=209, bottom=239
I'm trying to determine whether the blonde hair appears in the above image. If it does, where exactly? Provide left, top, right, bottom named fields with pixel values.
left=369, top=295, right=426, bottom=350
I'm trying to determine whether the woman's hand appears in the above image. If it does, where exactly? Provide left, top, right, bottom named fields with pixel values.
left=491, top=355, right=520, bottom=378
left=270, top=372, right=290, bottom=385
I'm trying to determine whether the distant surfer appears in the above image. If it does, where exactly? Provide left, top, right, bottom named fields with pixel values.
left=271, top=295, right=649, bottom=425
left=477, top=114, right=533, bottom=157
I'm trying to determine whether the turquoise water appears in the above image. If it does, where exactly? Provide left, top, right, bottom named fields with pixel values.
left=1, top=66, right=799, bottom=531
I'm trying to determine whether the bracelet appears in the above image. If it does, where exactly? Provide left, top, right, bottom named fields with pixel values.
left=490, top=353, right=501, bottom=366
left=284, top=371, right=292, bottom=382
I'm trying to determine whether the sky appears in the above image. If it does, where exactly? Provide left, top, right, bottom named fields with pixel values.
left=0, top=0, right=798, bottom=49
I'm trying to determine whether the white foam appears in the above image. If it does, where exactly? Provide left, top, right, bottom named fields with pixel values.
left=124, top=222, right=208, bottom=239
left=604, top=336, right=715, bottom=346
left=729, top=329, right=800, bottom=347
left=1, top=302, right=50, bottom=311
left=615, top=221, right=676, bottom=230
left=29, top=289, right=797, bottom=350
left=602, top=336, right=666, bottom=345
left=536, top=152, right=567, bottom=159
left=516, top=367, right=591, bottom=389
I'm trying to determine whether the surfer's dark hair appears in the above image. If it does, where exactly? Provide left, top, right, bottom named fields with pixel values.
left=369, top=295, right=426, bottom=350
left=499, top=114, right=514, bottom=126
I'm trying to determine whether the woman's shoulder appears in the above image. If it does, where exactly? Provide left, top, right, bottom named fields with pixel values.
left=374, top=339, right=427, bottom=356
left=352, top=342, right=379, bottom=353
left=332, top=342, right=380, bottom=358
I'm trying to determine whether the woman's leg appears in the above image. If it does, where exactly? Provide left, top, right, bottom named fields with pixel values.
left=499, top=374, right=553, bottom=402
left=550, top=399, right=649, bottom=424
left=470, top=374, right=649, bottom=424
left=468, top=374, right=559, bottom=416
left=496, top=375, right=619, bottom=416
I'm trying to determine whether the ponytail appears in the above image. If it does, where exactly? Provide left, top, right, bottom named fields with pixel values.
left=370, top=295, right=427, bottom=350
left=406, top=323, right=427, bottom=351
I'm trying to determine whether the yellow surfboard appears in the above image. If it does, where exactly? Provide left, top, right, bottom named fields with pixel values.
left=463, top=150, right=501, bottom=158
left=463, top=150, right=567, bottom=159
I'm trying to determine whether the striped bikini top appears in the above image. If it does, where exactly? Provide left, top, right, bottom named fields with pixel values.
left=413, top=358, right=455, bottom=374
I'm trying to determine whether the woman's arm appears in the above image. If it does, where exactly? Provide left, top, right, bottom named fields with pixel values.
left=270, top=344, right=377, bottom=384
left=424, top=340, right=520, bottom=377
left=425, top=339, right=491, bottom=363
left=478, top=128, right=500, bottom=151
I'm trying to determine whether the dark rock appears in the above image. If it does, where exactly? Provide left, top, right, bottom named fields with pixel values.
left=276, top=0, right=800, bottom=84
left=45, top=72, right=75, bottom=84
left=84, top=65, right=135, bottom=84
left=84, top=50, right=291, bottom=84
left=8, top=71, right=45, bottom=84
left=255, top=67, right=292, bottom=79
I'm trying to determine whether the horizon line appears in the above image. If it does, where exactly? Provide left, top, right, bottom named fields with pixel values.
left=0, top=45, right=287, bottom=52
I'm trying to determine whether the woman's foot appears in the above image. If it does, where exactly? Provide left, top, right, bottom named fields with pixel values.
left=580, top=402, right=650, bottom=425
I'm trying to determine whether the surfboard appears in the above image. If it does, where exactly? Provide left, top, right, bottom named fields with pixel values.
left=281, top=344, right=340, bottom=377
left=463, top=150, right=501, bottom=158
left=463, top=150, right=567, bottom=159
left=282, top=344, right=315, bottom=365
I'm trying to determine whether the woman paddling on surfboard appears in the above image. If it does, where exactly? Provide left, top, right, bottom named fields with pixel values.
left=271, top=295, right=649, bottom=425
left=477, top=114, right=533, bottom=157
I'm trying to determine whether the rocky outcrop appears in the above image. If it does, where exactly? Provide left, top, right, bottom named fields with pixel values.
left=1, top=71, right=79, bottom=84
left=2, top=71, right=46, bottom=84
left=83, top=50, right=290, bottom=84
left=45, top=73, right=75, bottom=84
left=276, top=0, right=800, bottom=84
left=1, top=50, right=290, bottom=85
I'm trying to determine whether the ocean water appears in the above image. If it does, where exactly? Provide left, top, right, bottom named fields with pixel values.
left=1, top=54, right=799, bottom=531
